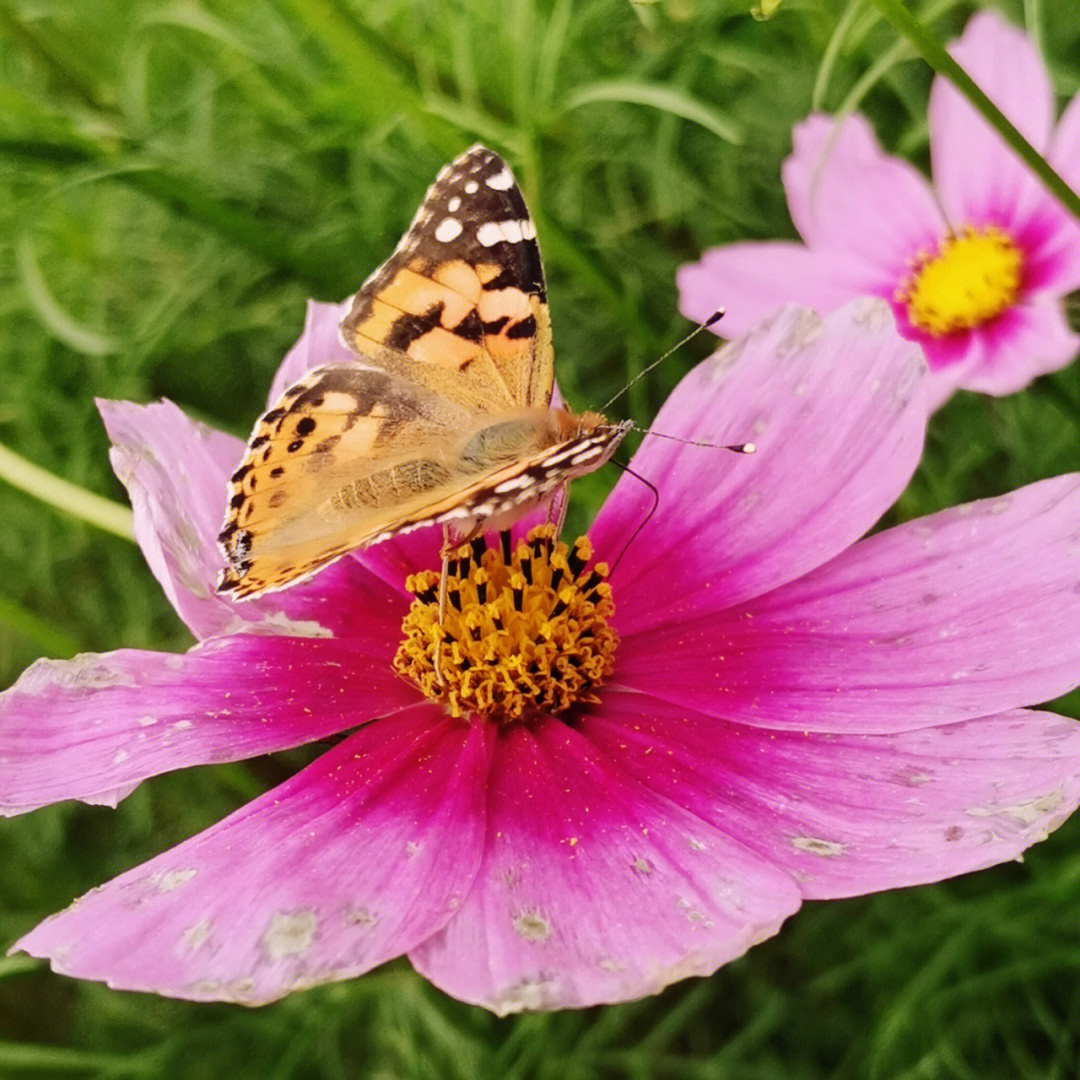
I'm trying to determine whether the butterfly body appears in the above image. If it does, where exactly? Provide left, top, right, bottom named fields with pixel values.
left=218, top=147, right=628, bottom=599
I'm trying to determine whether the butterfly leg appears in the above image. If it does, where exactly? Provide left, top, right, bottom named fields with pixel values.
left=435, top=526, right=453, bottom=688
left=547, top=481, right=569, bottom=536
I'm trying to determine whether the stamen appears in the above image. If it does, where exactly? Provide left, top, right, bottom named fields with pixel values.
left=896, top=225, right=1022, bottom=337
left=394, top=525, right=620, bottom=721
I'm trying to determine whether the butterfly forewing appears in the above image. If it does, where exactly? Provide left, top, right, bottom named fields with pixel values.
left=341, top=145, right=553, bottom=411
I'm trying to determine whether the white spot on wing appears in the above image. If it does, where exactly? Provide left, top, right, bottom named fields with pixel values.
left=435, top=217, right=463, bottom=242
left=465, top=180, right=479, bottom=194
left=486, top=167, right=514, bottom=190
left=447, top=196, right=461, bottom=212
left=476, top=222, right=503, bottom=247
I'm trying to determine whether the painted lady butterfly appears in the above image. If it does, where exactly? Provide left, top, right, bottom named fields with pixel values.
left=217, top=145, right=630, bottom=599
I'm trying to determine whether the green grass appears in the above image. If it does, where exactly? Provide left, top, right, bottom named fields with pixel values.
left=3, top=0, right=1080, bottom=1076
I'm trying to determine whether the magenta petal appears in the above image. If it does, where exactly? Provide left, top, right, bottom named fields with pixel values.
left=15, top=708, right=491, bottom=1003
left=784, top=113, right=943, bottom=277
left=592, top=301, right=927, bottom=636
left=583, top=693, right=1080, bottom=900
left=98, top=399, right=405, bottom=640
left=677, top=242, right=872, bottom=339
left=0, top=634, right=419, bottom=815
left=960, top=301, right=1079, bottom=396
left=616, top=475, right=1080, bottom=732
left=266, top=299, right=354, bottom=405
left=929, top=11, right=1051, bottom=227
left=409, top=718, right=800, bottom=1013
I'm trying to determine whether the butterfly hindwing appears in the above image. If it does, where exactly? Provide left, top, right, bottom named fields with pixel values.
left=341, top=145, right=553, bottom=412
left=218, top=362, right=474, bottom=596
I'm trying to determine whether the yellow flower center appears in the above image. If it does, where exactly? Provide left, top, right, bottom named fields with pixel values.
left=394, top=525, right=619, bottom=722
left=897, top=225, right=1022, bottom=337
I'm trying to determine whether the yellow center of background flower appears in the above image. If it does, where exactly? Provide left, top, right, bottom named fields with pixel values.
left=394, top=525, right=619, bottom=721
left=897, top=225, right=1022, bottom=336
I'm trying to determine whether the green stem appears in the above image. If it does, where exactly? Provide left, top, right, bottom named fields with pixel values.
left=0, top=594, right=81, bottom=657
left=0, top=443, right=134, bottom=540
left=866, top=0, right=1080, bottom=225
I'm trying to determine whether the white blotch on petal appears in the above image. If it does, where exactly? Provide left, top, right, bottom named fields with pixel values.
left=136, top=715, right=158, bottom=727
left=152, top=868, right=197, bottom=892
left=112, top=749, right=129, bottom=764
left=792, top=836, right=848, bottom=857
left=184, top=919, right=211, bottom=950
left=263, top=910, right=318, bottom=961
left=435, top=217, right=463, bottom=242
left=965, top=788, right=1064, bottom=826
left=513, top=910, right=551, bottom=941
left=17, top=654, right=138, bottom=693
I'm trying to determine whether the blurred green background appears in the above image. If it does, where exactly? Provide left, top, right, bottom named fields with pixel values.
left=3, top=0, right=1080, bottom=1076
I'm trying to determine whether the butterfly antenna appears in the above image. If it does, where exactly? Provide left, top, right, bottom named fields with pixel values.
left=608, top=461, right=660, bottom=577
left=602, top=309, right=724, bottom=413
left=628, top=428, right=755, bottom=453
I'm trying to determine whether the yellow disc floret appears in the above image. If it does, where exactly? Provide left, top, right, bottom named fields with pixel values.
left=394, top=525, right=619, bottom=721
left=897, top=225, right=1022, bottom=337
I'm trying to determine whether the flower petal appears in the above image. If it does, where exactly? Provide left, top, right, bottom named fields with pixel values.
left=929, top=10, right=1053, bottom=228
left=0, top=634, right=419, bottom=815
left=409, top=718, right=800, bottom=1013
left=615, top=475, right=1080, bottom=732
left=98, top=399, right=403, bottom=640
left=14, top=707, right=491, bottom=1004
left=960, top=299, right=1079, bottom=396
left=592, top=301, right=927, bottom=636
left=677, top=242, right=872, bottom=339
left=583, top=692, right=1080, bottom=900
left=784, top=113, right=943, bottom=278
left=266, top=299, right=354, bottom=405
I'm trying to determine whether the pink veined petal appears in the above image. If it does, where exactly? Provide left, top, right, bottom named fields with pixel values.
left=14, top=707, right=492, bottom=1004
left=582, top=692, right=1080, bottom=900
left=98, top=399, right=405, bottom=641
left=676, top=242, right=877, bottom=339
left=409, top=717, right=800, bottom=1014
left=1010, top=173, right=1080, bottom=295
left=592, top=301, right=927, bottom=637
left=783, top=113, right=944, bottom=279
left=959, top=299, right=1079, bottom=396
left=614, top=474, right=1080, bottom=733
left=0, top=633, right=419, bottom=815
left=266, top=299, right=354, bottom=405
left=929, top=10, right=1052, bottom=229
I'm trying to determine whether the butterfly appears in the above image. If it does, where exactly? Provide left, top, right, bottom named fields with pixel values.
left=217, top=145, right=631, bottom=599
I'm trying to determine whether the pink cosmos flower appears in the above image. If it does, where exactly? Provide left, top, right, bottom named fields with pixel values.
left=678, top=10, right=1080, bottom=409
left=6, top=297, right=1080, bottom=1014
